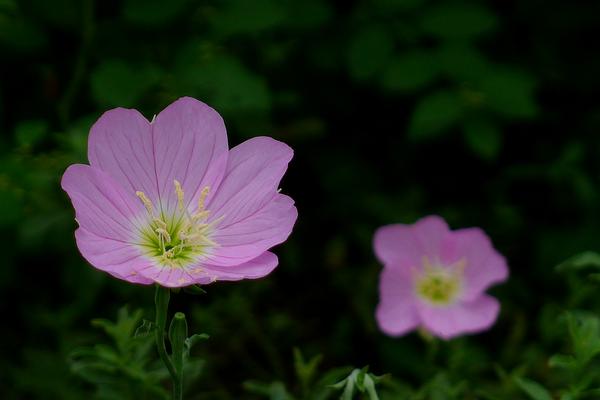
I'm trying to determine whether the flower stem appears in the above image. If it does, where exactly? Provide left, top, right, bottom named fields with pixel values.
left=154, top=285, right=182, bottom=399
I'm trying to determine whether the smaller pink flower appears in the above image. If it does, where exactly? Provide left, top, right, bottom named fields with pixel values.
left=373, top=215, right=509, bottom=340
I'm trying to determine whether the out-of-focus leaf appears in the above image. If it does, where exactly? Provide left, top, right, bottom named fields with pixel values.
left=480, top=68, right=538, bottom=118
left=515, top=377, right=553, bottom=400
left=90, top=60, right=161, bottom=107
left=408, top=90, right=463, bottom=139
left=176, top=53, right=271, bottom=114
left=380, top=50, right=439, bottom=92
left=437, top=43, right=489, bottom=81
left=15, top=120, right=47, bottom=148
left=210, top=0, right=286, bottom=37
left=462, top=117, right=502, bottom=160
left=420, top=4, right=498, bottom=39
left=122, top=0, right=189, bottom=26
left=286, top=1, right=331, bottom=30
left=347, top=26, right=394, bottom=80
left=0, top=13, right=46, bottom=51
left=557, top=251, right=600, bottom=272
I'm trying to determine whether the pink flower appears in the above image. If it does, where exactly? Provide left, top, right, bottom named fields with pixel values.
left=373, top=215, right=508, bottom=340
left=61, top=97, right=297, bottom=287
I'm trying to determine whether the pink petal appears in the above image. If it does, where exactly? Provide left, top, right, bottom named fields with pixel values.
left=88, top=97, right=229, bottom=212
left=75, top=228, right=153, bottom=284
left=152, top=97, right=229, bottom=212
left=373, top=224, right=423, bottom=269
left=412, top=215, right=450, bottom=257
left=439, top=227, right=509, bottom=301
left=206, top=137, right=297, bottom=266
left=202, top=251, right=279, bottom=282
left=376, top=266, right=420, bottom=336
left=88, top=108, right=159, bottom=201
left=418, top=294, right=500, bottom=340
left=61, top=164, right=141, bottom=241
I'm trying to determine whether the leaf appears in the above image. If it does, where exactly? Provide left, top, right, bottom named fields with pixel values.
left=183, top=284, right=207, bottom=295
left=122, top=0, right=189, bottom=26
left=90, top=60, right=161, bottom=107
left=515, top=377, right=553, bottom=400
left=408, top=90, right=463, bottom=139
left=420, top=4, right=498, bottom=39
left=548, top=354, right=576, bottom=370
left=479, top=67, right=538, bottom=118
left=347, top=26, right=394, bottom=80
left=462, top=117, right=502, bottom=160
left=184, top=333, right=209, bottom=355
left=437, top=43, right=489, bottom=82
left=15, top=120, right=47, bottom=148
left=556, top=251, right=600, bottom=272
left=210, top=0, right=287, bottom=37
left=380, top=50, right=439, bottom=92
left=175, top=52, right=271, bottom=114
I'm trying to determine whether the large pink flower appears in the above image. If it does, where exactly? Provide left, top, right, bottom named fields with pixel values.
left=374, top=215, right=508, bottom=340
left=62, top=97, right=297, bottom=287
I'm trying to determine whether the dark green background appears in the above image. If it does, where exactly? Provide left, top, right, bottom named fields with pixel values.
left=2, top=0, right=600, bottom=398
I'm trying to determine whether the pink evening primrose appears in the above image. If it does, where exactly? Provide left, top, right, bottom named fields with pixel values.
left=374, top=215, right=508, bottom=340
left=61, top=97, right=297, bottom=287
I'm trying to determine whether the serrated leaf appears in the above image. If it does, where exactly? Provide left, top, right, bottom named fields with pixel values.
left=515, top=377, right=553, bottom=400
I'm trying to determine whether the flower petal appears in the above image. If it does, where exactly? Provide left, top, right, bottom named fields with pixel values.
left=88, top=108, right=158, bottom=201
left=61, top=164, right=141, bottom=241
left=373, top=224, right=423, bottom=269
left=439, top=227, right=509, bottom=301
left=75, top=228, right=153, bottom=284
left=376, top=266, right=420, bottom=336
left=206, top=137, right=297, bottom=266
left=412, top=215, right=450, bottom=256
left=152, top=97, right=229, bottom=212
left=418, top=294, right=500, bottom=340
left=88, top=97, right=229, bottom=212
left=201, top=251, right=279, bottom=282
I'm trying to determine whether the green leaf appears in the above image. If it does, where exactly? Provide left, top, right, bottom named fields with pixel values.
left=183, top=284, right=207, bottom=295
left=380, top=50, right=439, bottom=92
left=515, top=377, right=553, bottom=400
left=462, top=117, right=502, bottom=160
left=90, top=60, right=161, bottom=107
left=176, top=52, right=271, bottom=114
left=437, top=43, right=489, bottom=82
left=347, top=26, right=394, bottom=80
left=408, top=90, right=463, bottom=139
left=421, top=4, right=498, bottom=39
left=122, top=0, right=189, bottom=26
left=557, top=251, right=600, bottom=272
left=210, top=0, right=287, bottom=37
left=184, top=333, right=209, bottom=355
left=548, top=354, right=577, bottom=370
left=480, top=68, right=538, bottom=118
left=15, top=120, right=47, bottom=148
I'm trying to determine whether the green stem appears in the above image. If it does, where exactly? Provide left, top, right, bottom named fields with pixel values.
left=154, top=285, right=182, bottom=399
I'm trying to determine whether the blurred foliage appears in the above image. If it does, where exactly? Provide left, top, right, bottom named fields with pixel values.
left=2, top=0, right=600, bottom=399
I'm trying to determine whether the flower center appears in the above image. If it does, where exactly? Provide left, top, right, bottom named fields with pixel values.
left=414, top=256, right=465, bottom=306
left=135, top=180, right=216, bottom=268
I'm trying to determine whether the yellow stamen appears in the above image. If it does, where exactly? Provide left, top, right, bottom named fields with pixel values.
left=174, top=180, right=185, bottom=211
left=136, top=191, right=155, bottom=215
